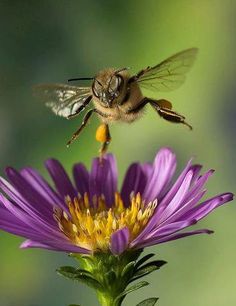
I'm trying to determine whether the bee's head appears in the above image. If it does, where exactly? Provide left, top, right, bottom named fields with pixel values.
left=92, top=68, right=128, bottom=107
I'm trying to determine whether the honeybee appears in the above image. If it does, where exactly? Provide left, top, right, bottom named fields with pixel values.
left=35, top=48, right=198, bottom=155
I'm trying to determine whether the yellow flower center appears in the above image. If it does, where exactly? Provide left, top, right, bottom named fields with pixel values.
left=53, top=192, right=157, bottom=252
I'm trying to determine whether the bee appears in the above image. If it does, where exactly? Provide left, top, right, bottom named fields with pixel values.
left=35, top=48, right=198, bottom=155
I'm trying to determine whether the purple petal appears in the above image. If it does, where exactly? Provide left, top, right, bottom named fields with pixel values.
left=0, top=205, right=57, bottom=242
left=144, top=219, right=197, bottom=240
left=189, top=164, right=202, bottom=184
left=155, top=158, right=193, bottom=215
left=159, top=189, right=207, bottom=226
left=20, top=167, right=66, bottom=210
left=89, top=154, right=118, bottom=207
left=180, top=193, right=234, bottom=222
left=156, top=170, right=194, bottom=224
left=132, top=168, right=193, bottom=246
left=135, top=193, right=233, bottom=249
left=183, top=169, right=214, bottom=204
left=0, top=194, right=61, bottom=238
left=20, top=240, right=58, bottom=250
left=105, top=154, right=118, bottom=204
left=136, top=229, right=214, bottom=248
left=0, top=206, right=42, bottom=239
left=73, top=163, right=89, bottom=195
left=45, top=159, right=77, bottom=199
left=139, top=163, right=153, bottom=194
left=0, top=176, right=55, bottom=225
left=89, top=158, right=110, bottom=200
left=121, top=163, right=148, bottom=207
left=135, top=190, right=206, bottom=243
left=20, top=239, right=91, bottom=253
left=5, top=167, right=54, bottom=220
left=110, top=227, right=130, bottom=255
left=0, top=195, right=90, bottom=253
left=141, top=163, right=153, bottom=182
left=106, top=154, right=118, bottom=186
left=143, top=148, right=177, bottom=202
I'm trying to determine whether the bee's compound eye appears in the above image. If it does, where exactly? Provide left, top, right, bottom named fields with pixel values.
left=93, top=79, right=102, bottom=98
left=116, top=75, right=123, bottom=91
left=108, top=75, right=123, bottom=94
left=108, top=76, right=117, bottom=93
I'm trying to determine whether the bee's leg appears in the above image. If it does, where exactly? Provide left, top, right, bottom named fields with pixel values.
left=125, top=97, right=150, bottom=113
left=126, top=97, right=173, bottom=116
left=66, top=109, right=94, bottom=147
left=95, top=123, right=111, bottom=159
left=149, top=99, right=192, bottom=130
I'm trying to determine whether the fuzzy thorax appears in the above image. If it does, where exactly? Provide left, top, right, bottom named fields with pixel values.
left=53, top=192, right=157, bottom=253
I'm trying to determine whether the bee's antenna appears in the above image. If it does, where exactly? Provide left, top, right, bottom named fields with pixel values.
left=68, top=77, right=94, bottom=82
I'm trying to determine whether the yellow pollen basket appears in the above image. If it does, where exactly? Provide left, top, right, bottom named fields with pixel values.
left=53, top=192, right=157, bottom=252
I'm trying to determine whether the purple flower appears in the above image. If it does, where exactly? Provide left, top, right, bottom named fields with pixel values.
left=0, top=148, right=233, bottom=255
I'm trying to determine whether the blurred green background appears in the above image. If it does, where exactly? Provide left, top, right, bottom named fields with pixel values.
left=0, top=0, right=235, bottom=305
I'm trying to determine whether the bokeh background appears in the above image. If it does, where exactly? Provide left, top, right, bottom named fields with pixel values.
left=0, top=1, right=235, bottom=305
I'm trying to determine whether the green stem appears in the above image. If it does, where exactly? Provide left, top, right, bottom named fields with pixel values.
left=97, top=292, right=121, bottom=306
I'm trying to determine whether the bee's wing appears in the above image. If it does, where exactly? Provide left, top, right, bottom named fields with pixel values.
left=34, top=83, right=92, bottom=118
left=136, top=48, right=198, bottom=92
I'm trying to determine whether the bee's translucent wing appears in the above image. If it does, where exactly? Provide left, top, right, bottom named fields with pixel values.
left=34, top=83, right=92, bottom=118
left=137, top=48, right=198, bottom=92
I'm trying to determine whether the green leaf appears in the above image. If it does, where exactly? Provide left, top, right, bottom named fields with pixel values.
left=104, top=270, right=117, bottom=286
left=75, top=269, right=94, bottom=277
left=57, top=266, right=93, bottom=279
left=131, top=265, right=159, bottom=282
left=130, top=260, right=166, bottom=283
left=136, top=297, right=159, bottom=306
left=68, top=304, right=82, bottom=306
left=73, top=274, right=103, bottom=291
left=57, top=266, right=78, bottom=279
left=138, top=260, right=167, bottom=271
left=57, top=266, right=103, bottom=291
left=114, top=281, right=149, bottom=303
left=121, top=261, right=135, bottom=278
left=70, top=253, right=95, bottom=269
left=135, top=253, right=155, bottom=269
